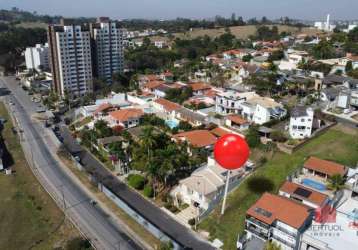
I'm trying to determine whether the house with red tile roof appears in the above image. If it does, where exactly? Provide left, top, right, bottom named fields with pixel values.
left=188, top=82, right=212, bottom=96
left=245, top=192, right=313, bottom=249
left=173, top=130, right=217, bottom=149
left=143, top=80, right=165, bottom=93
left=152, top=98, right=181, bottom=118
left=279, top=181, right=329, bottom=209
left=224, top=114, right=250, bottom=130
left=303, top=156, right=348, bottom=179
left=108, top=108, right=144, bottom=129
left=93, top=103, right=118, bottom=119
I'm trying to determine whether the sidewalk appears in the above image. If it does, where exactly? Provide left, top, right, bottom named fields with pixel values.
left=43, top=128, right=154, bottom=250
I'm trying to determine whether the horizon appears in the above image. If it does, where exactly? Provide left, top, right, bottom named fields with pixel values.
left=1, top=0, right=358, bottom=21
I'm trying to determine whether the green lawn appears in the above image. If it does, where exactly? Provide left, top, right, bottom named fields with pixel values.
left=0, top=102, right=78, bottom=250
left=199, top=126, right=358, bottom=250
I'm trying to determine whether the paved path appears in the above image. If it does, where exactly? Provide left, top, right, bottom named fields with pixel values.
left=0, top=76, right=143, bottom=250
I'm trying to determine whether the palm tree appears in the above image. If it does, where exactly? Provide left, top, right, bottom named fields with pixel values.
left=328, top=174, right=345, bottom=192
left=139, top=125, right=156, bottom=161
left=108, top=141, right=126, bottom=173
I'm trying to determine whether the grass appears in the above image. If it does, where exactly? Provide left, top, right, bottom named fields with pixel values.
left=199, top=125, right=358, bottom=250
left=57, top=150, right=161, bottom=249
left=15, top=21, right=48, bottom=29
left=0, top=102, right=78, bottom=250
left=172, top=25, right=322, bottom=40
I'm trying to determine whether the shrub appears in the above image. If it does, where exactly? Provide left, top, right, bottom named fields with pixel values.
left=188, top=218, right=196, bottom=226
left=127, top=174, right=145, bottom=190
left=246, top=126, right=261, bottom=148
left=143, top=185, right=154, bottom=198
left=270, top=130, right=287, bottom=142
left=66, top=237, right=92, bottom=250
left=259, top=156, right=267, bottom=165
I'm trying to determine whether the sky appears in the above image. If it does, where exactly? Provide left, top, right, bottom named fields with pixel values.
left=1, top=0, right=358, bottom=20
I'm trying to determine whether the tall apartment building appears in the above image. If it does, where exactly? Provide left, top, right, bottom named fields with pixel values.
left=90, top=17, right=124, bottom=83
left=24, top=43, right=49, bottom=71
left=48, top=19, right=93, bottom=97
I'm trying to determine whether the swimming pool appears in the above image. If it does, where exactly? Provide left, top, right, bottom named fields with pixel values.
left=302, top=178, right=326, bottom=191
left=165, top=119, right=179, bottom=129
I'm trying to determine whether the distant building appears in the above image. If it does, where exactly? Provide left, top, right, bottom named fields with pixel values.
left=90, top=17, right=124, bottom=83
left=48, top=19, right=93, bottom=97
left=24, top=43, right=49, bottom=71
left=289, top=106, right=315, bottom=139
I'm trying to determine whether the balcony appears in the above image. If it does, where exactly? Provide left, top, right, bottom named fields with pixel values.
left=246, top=224, right=269, bottom=240
left=270, top=234, right=296, bottom=249
left=273, top=225, right=297, bottom=238
left=246, top=217, right=270, bottom=230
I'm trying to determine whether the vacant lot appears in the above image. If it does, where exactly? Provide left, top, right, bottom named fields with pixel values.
left=173, top=25, right=321, bottom=40
left=15, top=21, right=48, bottom=29
left=199, top=125, right=358, bottom=250
left=0, top=102, right=78, bottom=250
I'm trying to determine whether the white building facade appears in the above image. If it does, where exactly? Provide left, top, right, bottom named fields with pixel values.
left=289, top=107, right=314, bottom=139
left=24, top=43, right=49, bottom=71
left=90, top=17, right=124, bottom=83
left=48, top=20, right=93, bottom=97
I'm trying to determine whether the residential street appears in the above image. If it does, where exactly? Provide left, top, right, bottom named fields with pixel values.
left=0, top=76, right=143, bottom=250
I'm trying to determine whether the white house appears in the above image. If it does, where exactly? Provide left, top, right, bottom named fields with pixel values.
left=107, top=108, right=144, bottom=128
left=215, top=91, right=257, bottom=115
left=241, top=96, right=287, bottom=125
left=171, top=157, right=246, bottom=212
left=278, top=49, right=309, bottom=71
left=289, top=106, right=315, bottom=139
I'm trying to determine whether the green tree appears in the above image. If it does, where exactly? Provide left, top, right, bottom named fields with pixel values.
left=328, top=174, right=345, bottom=192
left=264, top=241, right=282, bottom=250
left=139, top=125, right=156, bottom=161
left=312, top=41, right=335, bottom=59
left=94, top=120, right=113, bottom=138
left=345, top=61, right=353, bottom=73
left=158, top=241, right=174, bottom=250
left=246, top=126, right=261, bottom=148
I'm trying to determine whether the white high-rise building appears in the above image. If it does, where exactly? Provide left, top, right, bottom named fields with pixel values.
left=24, top=43, right=49, bottom=71
left=90, top=17, right=124, bottom=83
left=48, top=19, right=93, bottom=97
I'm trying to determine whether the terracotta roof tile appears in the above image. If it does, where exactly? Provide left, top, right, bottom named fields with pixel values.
left=173, top=130, right=217, bottom=148
left=109, top=108, right=144, bottom=122
left=210, top=127, right=231, bottom=137
left=94, top=103, right=113, bottom=115
left=303, top=157, right=347, bottom=177
left=189, top=82, right=212, bottom=92
left=280, top=181, right=328, bottom=207
left=154, top=98, right=181, bottom=112
left=226, top=114, right=249, bottom=125
left=144, top=80, right=164, bottom=90
left=247, top=193, right=311, bottom=229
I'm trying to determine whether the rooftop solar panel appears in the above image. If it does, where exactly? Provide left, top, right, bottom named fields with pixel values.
left=294, top=187, right=312, bottom=198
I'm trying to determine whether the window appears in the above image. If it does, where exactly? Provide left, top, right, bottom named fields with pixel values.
left=301, top=118, right=305, bottom=122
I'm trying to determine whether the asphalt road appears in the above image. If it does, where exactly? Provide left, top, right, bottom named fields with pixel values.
left=0, top=76, right=142, bottom=250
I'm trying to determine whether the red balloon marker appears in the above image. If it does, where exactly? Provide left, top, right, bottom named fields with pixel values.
left=214, top=134, right=250, bottom=170
left=213, top=134, right=250, bottom=215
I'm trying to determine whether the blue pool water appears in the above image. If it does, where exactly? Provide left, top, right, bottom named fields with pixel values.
left=165, top=119, right=179, bottom=129
left=302, top=178, right=326, bottom=191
